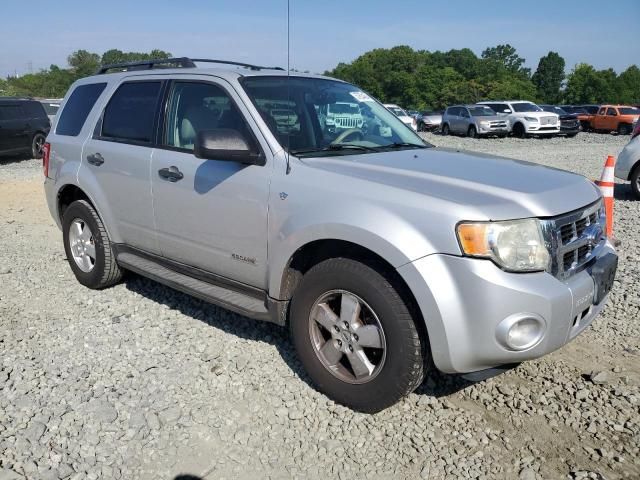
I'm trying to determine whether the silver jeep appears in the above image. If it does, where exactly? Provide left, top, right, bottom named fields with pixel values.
left=43, top=57, right=618, bottom=412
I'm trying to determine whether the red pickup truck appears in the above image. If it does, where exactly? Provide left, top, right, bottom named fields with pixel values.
left=590, top=105, right=640, bottom=135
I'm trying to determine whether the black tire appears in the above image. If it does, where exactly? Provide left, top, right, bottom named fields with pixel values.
left=567, top=133, right=578, bottom=138
left=31, top=132, right=46, bottom=159
left=289, top=258, right=427, bottom=413
left=417, top=121, right=424, bottom=132
left=512, top=123, right=526, bottom=138
left=441, top=123, right=450, bottom=136
left=631, top=164, right=640, bottom=200
left=467, top=125, right=478, bottom=138
left=62, top=200, right=123, bottom=289
left=618, top=124, right=632, bottom=135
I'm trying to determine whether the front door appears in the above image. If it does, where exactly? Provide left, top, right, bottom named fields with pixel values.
left=151, top=78, right=271, bottom=288
left=80, top=79, right=163, bottom=253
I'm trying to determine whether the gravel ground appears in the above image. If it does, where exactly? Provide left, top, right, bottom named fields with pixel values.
left=1, top=133, right=639, bottom=480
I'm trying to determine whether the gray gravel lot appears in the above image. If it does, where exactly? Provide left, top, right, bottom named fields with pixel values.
left=1, top=133, right=639, bottom=480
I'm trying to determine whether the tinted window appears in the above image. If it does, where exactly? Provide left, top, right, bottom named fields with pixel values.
left=102, top=81, right=161, bottom=143
left=41, top=103, right=60, bottom=116
left=607, top=108, right=617, bottom=116
left=0, top=105, right=23, bottom=121
left=512, top=103, right=542, bottom=113
left=619, top=107, right=640, bottom=115
left=164, top=81, right=248, bottom=151
left=57, top=83, right=107, bottom=136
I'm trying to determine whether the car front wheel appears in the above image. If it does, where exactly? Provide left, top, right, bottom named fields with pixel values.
left=631, top=165, right=640, bottom=200
left=290, top=258, right=427, bottom=413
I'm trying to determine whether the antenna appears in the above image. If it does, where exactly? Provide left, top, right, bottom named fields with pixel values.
left=285, top=0, right=291, bottom=174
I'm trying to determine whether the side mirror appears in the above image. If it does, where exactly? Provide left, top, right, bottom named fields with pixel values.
left=194, top=129, right=264, bottom=165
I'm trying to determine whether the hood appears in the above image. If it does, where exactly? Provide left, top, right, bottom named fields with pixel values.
left=514, top=111, right=558, bottom=118
left=476, top=115, right=507, bottom=122
left=422, top=114, right=442, bottom=122
left=559, top=113, right=578, bottom=121
left=301, top=148, right=600, bottom=220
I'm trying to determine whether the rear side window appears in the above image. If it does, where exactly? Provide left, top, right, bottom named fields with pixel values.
left=57, top=83, right=107, bottom=136
left=23, top=101, right=47, bottom=119
left=101, top=81, right=162, bottom=143
left=0, top=105, right=23, bottom=121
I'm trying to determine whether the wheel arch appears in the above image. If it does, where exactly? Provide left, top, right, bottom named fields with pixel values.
left=274, top=238, right=428, bottom=341
left=55, top=183, right=118, bottom=242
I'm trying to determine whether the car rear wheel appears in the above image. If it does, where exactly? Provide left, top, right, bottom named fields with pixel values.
left=631, top=165, right=640, bottom=200
left=31, top=133, right=46, bottom=159
left=467, top=125, right=478, bottom=138
left=62, top=200, right=123, bottom=289
left=289, top=258, right=427, bottom=413
left=618, top=124, right=632, bottom=135
left=441, top=123, right=450, bottom=135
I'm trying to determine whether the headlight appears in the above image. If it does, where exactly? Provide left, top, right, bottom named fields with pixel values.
left=524, top=117, right=539, bottom=122
left=480, top=121, right=490, bottom=127
left=456, top=219, right=550, bottom=272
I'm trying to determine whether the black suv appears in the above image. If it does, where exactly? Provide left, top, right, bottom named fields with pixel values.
left=0, top=97, right=51, bottom=159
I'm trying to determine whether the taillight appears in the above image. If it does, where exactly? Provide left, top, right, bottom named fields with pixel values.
left=632, top=122, right=640, bottom=140
left=43, top=142, right=51, bottom=177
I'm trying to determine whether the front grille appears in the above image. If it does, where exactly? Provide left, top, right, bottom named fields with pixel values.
left=541, top=201, right=605, bottom=279
left=335, top=116, right=359, bottom=128
left=540, top=116, right=557, bottom=125
left=489, top=121, right=508, bottom=129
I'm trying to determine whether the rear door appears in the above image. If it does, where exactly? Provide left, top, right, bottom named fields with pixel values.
left=150, top=77, right=271, bottom=288
left=81, top=79, right=163, bottom=253
left=0, top=104, right=28, bottom=152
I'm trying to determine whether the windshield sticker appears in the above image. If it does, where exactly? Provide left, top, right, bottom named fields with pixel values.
left=350, top=91, right=374, bottom=102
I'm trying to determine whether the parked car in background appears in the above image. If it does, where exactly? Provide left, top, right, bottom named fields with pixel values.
left=590, top=105, right=640, bottom=135
left=478, top=101, right=560, bottom=137
left=560, top=105, right=592, bottom=131
left=614, top=121, right=640, bottom=199
left=578, top=105, right=601, bottom=131
left=539, top=105, right=580, bottom=137
left=407, top=110, right=420, bottom=118
left=39, top=98, right=62, bottom=123
left=0, top=97, right=50, bottom=158
left=441, top=105, right=509, bottom=138
left=417, top=110, right=442, bottom=132
left=383, top=104, right=417, bottom=131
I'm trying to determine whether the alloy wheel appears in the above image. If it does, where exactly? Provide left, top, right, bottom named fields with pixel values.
left=68, top=218, right=96, bottom=272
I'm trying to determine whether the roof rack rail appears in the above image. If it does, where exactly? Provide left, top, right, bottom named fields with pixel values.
left=96, top=57, right=284, bottom=75
left=190, top=59, right=284, bottom=71
left=96, top=57, right=196, bottom=74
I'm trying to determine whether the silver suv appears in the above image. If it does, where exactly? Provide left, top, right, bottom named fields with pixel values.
left=441, top=105, right=509, bottom=138
left=43, top=57, right=618, bottom=412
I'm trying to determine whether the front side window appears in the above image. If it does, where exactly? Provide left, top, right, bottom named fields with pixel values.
left=163, top=81, right=250, bottom=151
left=57, top=83, right=106, bottom=136
left=607, top=108, right=617, bottom=116
left=240, top=76, right=427, bottom=157
left=101, top=81, right=162, bottom=143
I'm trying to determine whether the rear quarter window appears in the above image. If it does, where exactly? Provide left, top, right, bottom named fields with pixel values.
left=23, top=101, right=48, bottom=119
left=56, top=83, right=107, bottom=136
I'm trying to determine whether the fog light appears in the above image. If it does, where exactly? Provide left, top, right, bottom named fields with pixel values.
left=496, top=313, right=545, bottom=351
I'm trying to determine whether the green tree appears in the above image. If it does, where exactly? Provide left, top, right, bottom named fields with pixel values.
left=67, top=50, right=101, bottom=78
left=481, top=44, right=530, bottom=79
left=616, top=65, right=640, bottom=104
left=532, top=52, right=565, bottom=103
left=564, top=63, right=616, bottom=103
left=100, top=49, right=172, bottom=66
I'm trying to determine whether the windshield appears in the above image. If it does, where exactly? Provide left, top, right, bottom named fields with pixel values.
left=388, top=106, right=408, bottom=117
left=542, top=105, right=566, bottom=114
left=619, top=107, right=640, bottom=115
left=241, top=76, right=428, bottom=157
left=469, top=106, right=496, bottom=117
left=512, top=102, right=542, bottom=113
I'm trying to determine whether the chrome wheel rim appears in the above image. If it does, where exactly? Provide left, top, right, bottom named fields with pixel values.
left=69, top=219, right=96, bottom=272
left=308, top=290, right=386, bottom=385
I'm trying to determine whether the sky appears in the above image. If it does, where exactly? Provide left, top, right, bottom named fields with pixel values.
left=1, top=0, right=639, bottom=78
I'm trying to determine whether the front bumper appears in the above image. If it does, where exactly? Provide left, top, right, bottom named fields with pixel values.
left=398, top=241, right=617, bottom=373
left=526, top=125, right=560, bottom=134
left=614, top=139, right=640, bottom=180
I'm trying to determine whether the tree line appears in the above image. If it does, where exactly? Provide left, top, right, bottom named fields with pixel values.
left=1, top=46, right=638, bottom=110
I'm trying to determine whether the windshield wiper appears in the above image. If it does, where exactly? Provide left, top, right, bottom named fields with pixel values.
left=291, top=144, right=377, bottom=156
left=373, top=142, right=428, bottom=150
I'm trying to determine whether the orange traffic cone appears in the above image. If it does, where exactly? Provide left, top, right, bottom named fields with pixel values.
left=594, top=155, right=618, bottom=245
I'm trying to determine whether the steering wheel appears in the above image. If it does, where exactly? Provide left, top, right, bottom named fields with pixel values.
left=332, top=128, right=364, bottom=144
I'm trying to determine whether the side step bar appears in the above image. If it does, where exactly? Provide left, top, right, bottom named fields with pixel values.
left=116, top=250, right=285, bottom=325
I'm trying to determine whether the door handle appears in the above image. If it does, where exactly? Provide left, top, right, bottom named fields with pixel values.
left=87, top=153, right=105, bottom=166
left=158, top=166, right=184, bottom=182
